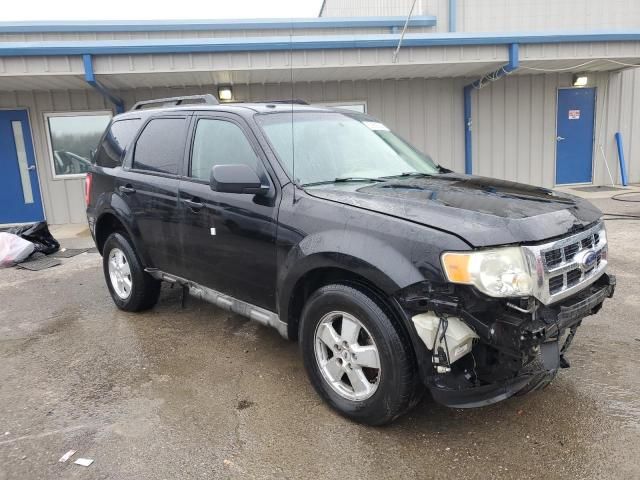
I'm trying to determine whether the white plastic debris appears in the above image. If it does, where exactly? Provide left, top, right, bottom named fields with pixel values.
left=58, top=450, right=76, bottom=463
left=0, top=233, right=35, bottom=267
left=74, top=458, right=94, bottom=467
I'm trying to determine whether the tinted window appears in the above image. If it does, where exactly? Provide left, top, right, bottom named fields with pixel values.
left=95, top=119, right=142, bottom=168
left=133, top=118, right=186, bottom=175
left=190, top=119, right=260, bottom=180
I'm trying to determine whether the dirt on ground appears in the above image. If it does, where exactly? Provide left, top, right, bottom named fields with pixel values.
left=1, top=197, right=639, bottom=479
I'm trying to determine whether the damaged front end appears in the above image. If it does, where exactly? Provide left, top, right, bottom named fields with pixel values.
left=398, top=222, right=616, bottom=408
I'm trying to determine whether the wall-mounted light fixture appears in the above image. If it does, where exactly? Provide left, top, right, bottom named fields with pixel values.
left=218, top=85, right=233, bottom=101
left=572, top=74, right=588, bottom=87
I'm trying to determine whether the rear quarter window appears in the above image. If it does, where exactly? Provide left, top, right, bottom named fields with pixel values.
left=94, top=118, right=142, bottom=168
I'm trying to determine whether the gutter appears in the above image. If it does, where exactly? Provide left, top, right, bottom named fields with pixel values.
left=0, top=16, right=438, bottom=33
left=82, top=54, right=124, bottom=114
left=0, top=31, right=639, bottom=56
left=463, top=43, right=520, bottom=174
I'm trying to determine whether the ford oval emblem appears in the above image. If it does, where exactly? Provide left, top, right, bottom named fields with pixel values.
left=576, top=250, right=598, bottom=271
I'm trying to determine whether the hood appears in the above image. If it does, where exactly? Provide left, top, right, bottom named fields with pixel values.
left=305, top=174, right=602, bottom=247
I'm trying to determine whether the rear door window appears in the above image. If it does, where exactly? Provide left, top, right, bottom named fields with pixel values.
left=133, top=117, right=187, bottom=175
left=95, top=118, right=142, bottom=168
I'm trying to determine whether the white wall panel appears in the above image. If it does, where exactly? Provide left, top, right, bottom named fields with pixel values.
left=321, top=0, right=640, bottom=32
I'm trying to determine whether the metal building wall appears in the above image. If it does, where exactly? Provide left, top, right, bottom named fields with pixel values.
left=472, top=73, right=573, bottom=187
left=471, top=70, right=640, bottom=188
left=459, top=0, right=640, bottom=32
left=0, top=89, right=112, bottom=225
left=321, top=0, right=640, bottom=32
left=597, top=68, right=640, bottom=186
left=3, top=70, right=638, bottom=225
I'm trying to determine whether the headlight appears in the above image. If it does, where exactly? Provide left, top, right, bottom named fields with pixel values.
left=441, top=247, right=532, bottom=298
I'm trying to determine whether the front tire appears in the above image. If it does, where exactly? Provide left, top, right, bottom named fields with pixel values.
left=300, top=284, right=420, bottom=425
left=102, top=232, right=160, bottom=312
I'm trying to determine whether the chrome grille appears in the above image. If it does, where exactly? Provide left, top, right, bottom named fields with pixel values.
left=522, top=222, right=608, bottom=305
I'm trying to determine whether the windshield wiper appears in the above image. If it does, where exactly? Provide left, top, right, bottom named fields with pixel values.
left=382, top=172, right=433, bottom=179
left=302, top=177, right=386, bottom=187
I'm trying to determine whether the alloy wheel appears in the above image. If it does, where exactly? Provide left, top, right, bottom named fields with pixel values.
left=108, top=247, right=132, bottom=299
left=314, top=311, right=381, bottom=401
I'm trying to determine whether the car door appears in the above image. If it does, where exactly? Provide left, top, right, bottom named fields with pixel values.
left=117, top=115, right=189, bottom=274
left=177, top=113, right=279, bottom=310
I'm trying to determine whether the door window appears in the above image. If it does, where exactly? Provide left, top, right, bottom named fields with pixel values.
left=190, top=119, right=260, bottom=180
left=11, top=121, right=34, bottom=204
left=133, top=118, right=186, bottom=175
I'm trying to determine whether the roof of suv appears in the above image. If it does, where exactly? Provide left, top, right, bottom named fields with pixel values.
left=114, top=102, right=343, bottom=121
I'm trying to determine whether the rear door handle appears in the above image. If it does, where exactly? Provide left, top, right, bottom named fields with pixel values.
left=119, top=185, right=136, bottom=194
left=557, top=136, right=566, bottom=141
left=182, top=198, right=204, bottom=210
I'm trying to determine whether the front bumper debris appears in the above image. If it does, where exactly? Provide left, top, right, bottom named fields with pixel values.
left=403, top=273, right=615, bottom=408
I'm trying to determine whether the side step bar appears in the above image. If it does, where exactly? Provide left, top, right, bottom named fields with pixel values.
left=145, top=268, right=288, bottom=338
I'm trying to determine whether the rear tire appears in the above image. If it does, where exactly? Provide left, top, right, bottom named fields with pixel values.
left=102, top=232, right=161, bottom=312
left=300, top=284, right=419, bottom=425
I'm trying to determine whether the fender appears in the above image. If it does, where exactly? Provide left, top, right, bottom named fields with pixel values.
left=277, top=229, right=425, bottom=328
left=93, top=192, right=152, bottom=267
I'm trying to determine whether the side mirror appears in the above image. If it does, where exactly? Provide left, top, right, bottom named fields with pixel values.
left=210, top=164, right=269, bottom=195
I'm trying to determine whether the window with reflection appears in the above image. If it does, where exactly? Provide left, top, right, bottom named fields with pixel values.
left=47, top=113, right=111, bottom=177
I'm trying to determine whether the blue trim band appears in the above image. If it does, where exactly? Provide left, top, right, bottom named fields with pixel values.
left=614, top=132, right=629, bottom=186
left=83, top=54, right=124, bottom=113
left=463, top=43, right=520, bottom=175
left=0, top=31, right=639, bottom=57
left=0, top=16, right=437, bottom=33
left=463, top=85, right=473, bottom=175
left=449, top=0, right=457, bottom=32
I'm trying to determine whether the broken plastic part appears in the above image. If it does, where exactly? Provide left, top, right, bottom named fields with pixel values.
left=412, top=312, right=479, bottom=364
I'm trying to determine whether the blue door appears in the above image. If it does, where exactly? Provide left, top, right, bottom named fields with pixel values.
left=555, top=88, right=596, bottom=184
left=0, top=110, right=44, bottom=224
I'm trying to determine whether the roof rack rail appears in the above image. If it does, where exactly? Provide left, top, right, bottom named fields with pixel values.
left=261, top=99, right=309, bottom=105
left=130, top=94, right=219, bottom=110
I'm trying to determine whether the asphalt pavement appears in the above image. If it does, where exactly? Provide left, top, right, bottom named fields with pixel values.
left=1, top=196, right=639, bottom=479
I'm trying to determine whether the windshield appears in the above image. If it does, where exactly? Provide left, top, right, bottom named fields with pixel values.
left=256, top=112, right=440, bottom=186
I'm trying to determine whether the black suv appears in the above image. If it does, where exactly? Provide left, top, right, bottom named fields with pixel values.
left=87, top=94, right=615, bottom=425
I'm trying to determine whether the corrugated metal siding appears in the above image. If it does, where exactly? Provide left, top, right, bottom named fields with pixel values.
left=594, top=68, right=640, bottom=186
left=460, top=0, right=640, bottom=32
left=472, top=73, right=570, bottom=186
left=3, top=70, right=640, bottom=224
left=0, top=90, right=112, bottom=224
left=321, top=0, right=640, bottom=32
left=471, top=70, right=640, bottom=187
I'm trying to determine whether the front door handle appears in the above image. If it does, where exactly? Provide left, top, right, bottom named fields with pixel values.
left=118, top=185, right=136, bottom=194
left=182, top=198, right=204, bottom=210
left=557, top=136, right=566, bottom=141
left=27, top=165, right=36, bottom=171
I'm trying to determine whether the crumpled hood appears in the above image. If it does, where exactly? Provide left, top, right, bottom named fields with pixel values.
left=305, top=173, right=602, bottom=247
